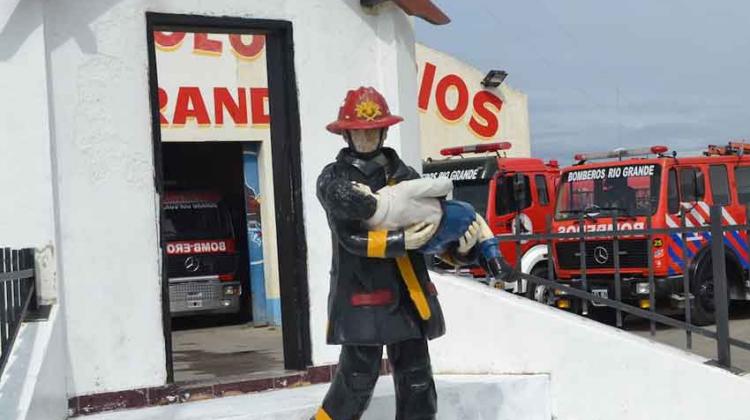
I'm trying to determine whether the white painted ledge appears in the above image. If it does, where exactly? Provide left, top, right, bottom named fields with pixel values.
left=429, top=272, right=750, bottom=420
left=79, top=374, right=551, bottom=420
left=0, top=305, right=67, bottom=420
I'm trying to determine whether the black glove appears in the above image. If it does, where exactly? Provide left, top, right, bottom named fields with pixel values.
left=483, top=255, right=519, bottom=284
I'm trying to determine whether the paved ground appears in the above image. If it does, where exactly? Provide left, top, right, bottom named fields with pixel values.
left=79, top=375, right=551, bottom=420
left=620, top=302, right=750, bottom=372
left=171, top=318, right=286, bottom=383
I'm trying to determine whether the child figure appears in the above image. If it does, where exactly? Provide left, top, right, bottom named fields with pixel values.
left=322, top=176, right=518, bottom=284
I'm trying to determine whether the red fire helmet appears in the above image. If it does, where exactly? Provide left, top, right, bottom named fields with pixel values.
left=326, top=87, right=404, bottom=135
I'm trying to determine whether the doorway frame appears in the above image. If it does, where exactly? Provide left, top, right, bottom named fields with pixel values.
left=145, top=12, right=311, bottom=382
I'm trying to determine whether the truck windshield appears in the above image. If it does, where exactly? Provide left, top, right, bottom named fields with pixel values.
left=452, top=181, right=488, bottom=218
left=555, top=163, right=661, bottom=220
left=162, top=203, right=233, bottom=240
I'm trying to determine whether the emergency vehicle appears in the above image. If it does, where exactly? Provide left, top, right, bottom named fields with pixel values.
left=551, top=143, right=750, bottom=325
left=422, top=142, right=560, bottom=299
left=162, top=190, right=242, bottom=317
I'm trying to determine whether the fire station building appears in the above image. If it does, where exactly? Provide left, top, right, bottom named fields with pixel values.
left=7, top=3, right=750, bottom=420
left=0, top=0, right=529, bottom=417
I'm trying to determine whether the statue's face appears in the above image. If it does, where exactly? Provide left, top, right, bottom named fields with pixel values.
left=348, top=128, right=386, bottom=153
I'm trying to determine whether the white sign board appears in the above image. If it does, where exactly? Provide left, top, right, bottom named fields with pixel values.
left=154, top=31, right=270, bottom=142
left=416, top=44, right=531, bottom=159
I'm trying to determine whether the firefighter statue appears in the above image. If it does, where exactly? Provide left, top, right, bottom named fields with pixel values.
left=312, top=87, right=496, bottom=420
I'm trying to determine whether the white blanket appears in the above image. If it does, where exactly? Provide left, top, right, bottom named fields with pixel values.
left=365, top=177, right=452, bottom=230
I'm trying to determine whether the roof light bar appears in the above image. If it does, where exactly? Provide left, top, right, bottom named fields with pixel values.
left=705, top=141, right=750, bottom=156
left=440, top=142, right=512, bottom=156
left=574, top=145, right=669, bottom=162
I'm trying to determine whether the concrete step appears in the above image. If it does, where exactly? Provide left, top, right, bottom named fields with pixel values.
left=77, top=374, right=551, bottom=420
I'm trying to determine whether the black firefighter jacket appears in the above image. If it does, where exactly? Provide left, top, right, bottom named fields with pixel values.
left=317, top=147, right=469, bottom=346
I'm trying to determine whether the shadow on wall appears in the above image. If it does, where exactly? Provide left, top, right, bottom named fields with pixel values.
left=342, top=0, right=414, bottom=48
left=0, top=0, right=416, bottom=62
left=0, top=0, right=121, bottom=61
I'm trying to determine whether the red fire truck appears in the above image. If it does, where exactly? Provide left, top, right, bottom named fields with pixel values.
left=551, top=143, right=750, bottom=325
left=422, top=142, right=560, bottom=298
left=162, top=190, right=242, bottom=317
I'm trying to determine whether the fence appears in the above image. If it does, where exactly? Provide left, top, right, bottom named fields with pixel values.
left=493, top=205, right=750, bottom=371
left=0, top=248, right=36, bottom=375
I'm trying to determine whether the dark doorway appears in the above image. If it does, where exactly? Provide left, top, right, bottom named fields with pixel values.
left=161, top=141, right=285, bottom=382
left=146, top=13, right=310, bottom=383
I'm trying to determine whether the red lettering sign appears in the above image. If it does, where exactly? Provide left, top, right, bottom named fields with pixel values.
left=153, top=31, right=265, bottom=60
left=214, top=87, right=248, bottom=126
left=165, top=240, right=236, bottom=255
left=158, top=88, right=168, bottom=124
left=418, top=62, right=437, bottom=111
left=160, top=86, right=271, bottom=127
left=418, top=61, right=505, bottom=139
left=435, top=74, right=469, bottom=122
left=172, top=87, right=211, bottom=126
left=229, top=34, right=265, bottom=60
left=250, top=88, right=270, bottom=125
left=193, top=33, right=223, bottom=55
left=469, top=91, right=503, bottom=139
left=154, top=32, right=186, bottom=50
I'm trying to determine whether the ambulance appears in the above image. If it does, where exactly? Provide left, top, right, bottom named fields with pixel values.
left=162, top=191, right=242, bottom=317
left=422, top=142, right=560, bottom=299
left=551, top=143, right=750, bottom=325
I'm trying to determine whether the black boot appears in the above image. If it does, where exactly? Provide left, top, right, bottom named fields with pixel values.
left=315, top=345, right=383, bottom=420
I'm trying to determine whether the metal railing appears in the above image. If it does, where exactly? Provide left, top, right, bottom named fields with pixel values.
left=0, top=248, right=36, bottom=375
left=495, top=205, right=750, bottom=371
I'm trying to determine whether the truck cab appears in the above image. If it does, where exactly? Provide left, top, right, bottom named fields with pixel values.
left=162, top=190, right=242, bottom=317
left=551, top=143, right=750, bottom=325
left=423, top=142, right=560, bottom=297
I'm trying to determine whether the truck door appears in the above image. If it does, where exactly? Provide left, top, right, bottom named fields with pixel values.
left=734, top=165, right=750, bottom=269
left=491, top=172, right=532, bottom=264
left=717, top=164, right=750, bottom=270
left=533, top=173, right=553, bottom=231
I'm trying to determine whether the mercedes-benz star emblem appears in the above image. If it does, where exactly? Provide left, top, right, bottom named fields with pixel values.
left=184, top=256, right=201, bottom=273
left=593, top=246, right=609, bottom=265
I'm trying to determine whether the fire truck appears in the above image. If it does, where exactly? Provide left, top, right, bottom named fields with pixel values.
left=551, top=143, right=750, bottom=325
left=422, top=142, right=560, bottom=298
left=162, top=190, right=242, bottom=317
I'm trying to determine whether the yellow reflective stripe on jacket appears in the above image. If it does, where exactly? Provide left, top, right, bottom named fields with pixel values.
left=367, top=230, right=388, bottom=258
left=395, top=255, right=431, bottom=320
left=315, top=407, right=333, bottom=420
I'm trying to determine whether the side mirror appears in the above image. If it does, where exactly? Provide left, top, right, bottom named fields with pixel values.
left=512, top=173, right=529, bottom=211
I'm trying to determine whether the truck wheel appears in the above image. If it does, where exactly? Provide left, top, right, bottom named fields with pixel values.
left=589, top=307, right=617, bottom=325
left=526, top=264, right=555, bottom=305
left=691, top=260, right=716, bottom=326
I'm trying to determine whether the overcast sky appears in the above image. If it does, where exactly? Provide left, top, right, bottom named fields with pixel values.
left=416, top=0, right=750, bottom=163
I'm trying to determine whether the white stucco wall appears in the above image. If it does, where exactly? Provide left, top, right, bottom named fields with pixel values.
left=0, top=0, right=58, bottom=304
left=33, top=0, right=419, bottom=395
left=430, top=272, right=750, bottom=420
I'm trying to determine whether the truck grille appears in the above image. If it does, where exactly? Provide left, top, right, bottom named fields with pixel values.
left=167, top=254, right=237, bottom=277
left=556, top=239, right=649, bottom=270
left=169, top=281, right=220, bottom=303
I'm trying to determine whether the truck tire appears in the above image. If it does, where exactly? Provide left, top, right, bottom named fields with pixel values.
left=691, top=260, right=715, bottom=326
left=588, top=307, right=617, bottom=325
left=525, top=264, right=555, bottom=305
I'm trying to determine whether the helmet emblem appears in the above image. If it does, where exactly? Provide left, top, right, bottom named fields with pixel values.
left=355, top=99, right=382, bottom=121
